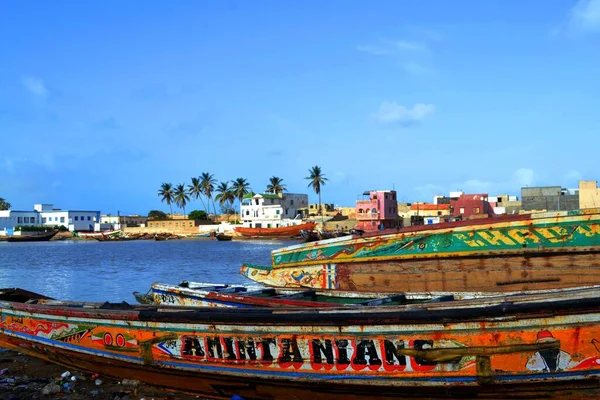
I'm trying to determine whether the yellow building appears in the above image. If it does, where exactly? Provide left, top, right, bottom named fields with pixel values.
left=147, top=219, right=201, bottom=233
left=579, top=180, right=600, bottom=209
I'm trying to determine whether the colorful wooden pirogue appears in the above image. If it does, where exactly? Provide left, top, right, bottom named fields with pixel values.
left=234, top=221, right=316, bottom=238
left=133, top=281, right=453, bottom=308
left=5, top=287, right=600, bottom=398
left=241, top=209, right=600, bottom=293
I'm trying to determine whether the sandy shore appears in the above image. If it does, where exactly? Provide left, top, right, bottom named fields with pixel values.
left=0, top=348, right=206, bottom=400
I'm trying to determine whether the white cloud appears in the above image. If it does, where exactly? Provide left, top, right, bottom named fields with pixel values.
left=569, top=0, right=600, bottom=32
left=514, top=168, right=536, bottom=188
left=357, top=37, right=434, bottom=76
left=391, top=39, right=428, bottom=53
left=356, top=44, right=391, bottom=56
left=401, top=61, right=436, bottom=76
left=372, top=102, right=435, bottom=125
left=563, top=169, right=582, bottom=183
left=357, top=39, right=428, bottom=56
left=21, top=76, right=48, bottom=98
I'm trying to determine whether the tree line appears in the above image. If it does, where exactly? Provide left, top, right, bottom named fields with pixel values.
left=157, top=166, right=328, bottom=220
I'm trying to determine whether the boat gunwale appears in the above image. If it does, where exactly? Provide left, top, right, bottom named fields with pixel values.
left=5, top=286, right=600, bottom=326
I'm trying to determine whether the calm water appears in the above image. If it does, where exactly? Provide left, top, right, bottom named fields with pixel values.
left=0, top=239, right=293, bottom=303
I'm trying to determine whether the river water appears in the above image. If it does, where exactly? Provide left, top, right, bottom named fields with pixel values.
left=0, top=239, right=293, bottom=303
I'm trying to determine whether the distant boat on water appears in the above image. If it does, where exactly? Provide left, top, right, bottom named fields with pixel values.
left=234, top=221, right=316, bottom=239
left=0, top=230, right=58, bottom=242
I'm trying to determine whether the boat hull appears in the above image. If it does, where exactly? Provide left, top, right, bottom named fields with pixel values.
left=5, top=289, right=600, bottom=398
left=242, top=250, right=600, bottom=292
left=257, top=210, right=600, bottom=292
left=1, top=230, right=58, bottom=242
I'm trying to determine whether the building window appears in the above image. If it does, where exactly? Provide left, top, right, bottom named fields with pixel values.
left=474, top=207, right=480, bottom=214
left=60, top=217, right=65, bottom=223
left=75, top=216, right=79, bottom=221
left=437, top=211, right=442, bottom=216
left=290, top=200, right=294, bottom=205
left=276, top=210, right=280, bottom=215
left=17, top=217, right=22, bottom=223
left=459, top=208, right=465, bottom=214
left=87, top=216, right=91, bottom=221
left=42, top=217, right=46, bottom=223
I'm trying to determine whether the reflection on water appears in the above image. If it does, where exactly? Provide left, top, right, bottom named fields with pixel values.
left=0, top=239, right=293, bottom=302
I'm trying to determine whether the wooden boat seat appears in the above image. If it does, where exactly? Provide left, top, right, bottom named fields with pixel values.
left=99, top=301, right=133, bottom=310
left=214, top=287, right=250, bottom=294
left=238, top=288, right=277, bottom=297
left=273, top=290, right=317, bottom=299
left=422, top=295, right=455, bottom=303
left=357, top=294, right=408, bottom=306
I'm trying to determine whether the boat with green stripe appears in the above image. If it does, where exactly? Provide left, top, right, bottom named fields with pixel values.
left=241, top=209, right=600, bottom=293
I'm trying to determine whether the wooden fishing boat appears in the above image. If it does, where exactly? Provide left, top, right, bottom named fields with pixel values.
left=135, top=281, right=600, bottom=309
left=241, top=209, right=600, bottom=293
left=234, top=221, right=316, bottom=238
left=216, top=233, right=233, bottom=241
left=4, top=287, right=600, bottom=398
left=74, top=229, right=122, bottom=239
left=0, top=230, right=59, bottom=242
left=133, top=281, right=437, bottom=308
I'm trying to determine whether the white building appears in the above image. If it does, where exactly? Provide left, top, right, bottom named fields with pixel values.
left=241, top=192, right=308, bottom=228
left=0, top=204, right=101, bottom=234
left=0, top=210, right=41, bottom=235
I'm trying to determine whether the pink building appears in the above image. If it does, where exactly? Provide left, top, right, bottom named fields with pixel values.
left=355, top=190, right=399, bottom=232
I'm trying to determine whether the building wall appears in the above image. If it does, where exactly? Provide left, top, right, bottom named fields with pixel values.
left=100, top=215, right=148, bottom=227
left=146, top=219, right=201, bottom=233
left=281, top=194, right=308, bottom=219
left=579, top=180, right=600, bottom=209
left=408, top=203, right=450, bottom=218
left=241, top=193, right=309, bottom=228
left=41, top=210, right=101, bottom=231
left=355, top=190, right=398, bottom=232
left=521, top=186, right=579, bottom=211
left=0, top=211, right=41, bottom=233
left=450, top=194, right=494, bottom=218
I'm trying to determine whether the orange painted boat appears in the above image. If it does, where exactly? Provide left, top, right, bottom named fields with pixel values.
left=5, top=286, right=600, bottom=398
left=234, top=221, right=316, bottom=238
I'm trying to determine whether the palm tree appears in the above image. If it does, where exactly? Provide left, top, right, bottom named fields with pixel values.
left=0, top=198, right=11, bottom=211
left=158, top=183, right=175, bottom=217
left=215, top=181, right=235, bottom=221
left=174, top=183, right=190, bottom=216
left=232, top=177, right=250, bottom=223
left=188, top=177, right=207, bottom=215
left=266, top=176, right=286, bottom=194
left=200, top=172, right=217, bottom=219
left=305, top=165, right=328, bottom=224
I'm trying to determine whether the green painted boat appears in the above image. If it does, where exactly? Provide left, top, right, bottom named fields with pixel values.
left=241, top=209, right=600, bottom=293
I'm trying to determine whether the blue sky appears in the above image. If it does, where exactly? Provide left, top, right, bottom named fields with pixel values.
left=1, top=0, right=599, bottom=214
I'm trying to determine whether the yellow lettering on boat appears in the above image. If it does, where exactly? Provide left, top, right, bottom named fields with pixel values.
left=455, top=233, right=481, bottom=247
left=477, top=231, right=516, bottom=246
left=533, top=227, right=564, bottom=243
left=507, top=229, right=541, bottom=244
left=577, top=224, right=600, bottom=237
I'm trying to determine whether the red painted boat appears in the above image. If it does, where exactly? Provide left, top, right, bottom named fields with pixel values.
left=234, top=221, right=316, bottom=238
